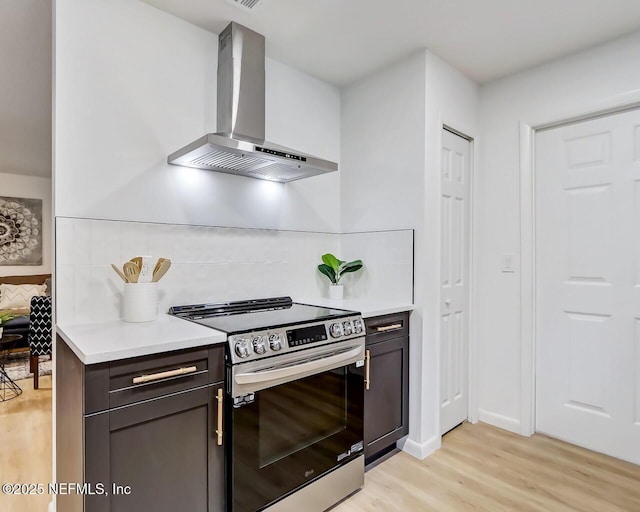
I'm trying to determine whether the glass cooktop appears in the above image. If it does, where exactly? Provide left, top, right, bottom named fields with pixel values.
left=169, top=297, right=356, bottom=335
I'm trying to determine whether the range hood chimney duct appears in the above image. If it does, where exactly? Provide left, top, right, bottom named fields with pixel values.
left=217, top=22, right=265, bottom=143
left=168, top=22, right=337, bottom=183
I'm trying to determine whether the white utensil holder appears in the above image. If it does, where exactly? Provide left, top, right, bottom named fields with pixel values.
left=137, top=255, right=155, bottom=283
left=123, top=283, right=158, bottom=323
left=329, top=284, right=344, bottom=300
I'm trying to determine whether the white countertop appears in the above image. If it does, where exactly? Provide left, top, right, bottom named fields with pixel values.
left=57, top=314, right=227, bottom=365
left=57, top=300, right=413, bottom=365
left=293, top=297, right=414, bottom=318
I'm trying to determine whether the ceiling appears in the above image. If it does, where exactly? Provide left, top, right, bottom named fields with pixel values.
left=3, top=1, right=640, bottom=182
left=142, top=0, right=640, bottom=86
left=0, top=0, right=52, bottom=178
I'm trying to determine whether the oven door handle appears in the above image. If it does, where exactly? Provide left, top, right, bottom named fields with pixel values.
left=234, top=345, right=364, bottom=387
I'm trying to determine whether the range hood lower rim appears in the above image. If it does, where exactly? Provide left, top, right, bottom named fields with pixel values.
left=167, top=133, right=337, bottom=183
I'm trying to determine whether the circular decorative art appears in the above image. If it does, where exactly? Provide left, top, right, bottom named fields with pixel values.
left=0, top=196, right=42, bottom=266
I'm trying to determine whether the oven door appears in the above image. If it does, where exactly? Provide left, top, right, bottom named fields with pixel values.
left=228, top=340, right=365, bottom=512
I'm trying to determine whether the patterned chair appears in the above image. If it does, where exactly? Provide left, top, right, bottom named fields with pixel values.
left=28, top=296, right=52, bottom=389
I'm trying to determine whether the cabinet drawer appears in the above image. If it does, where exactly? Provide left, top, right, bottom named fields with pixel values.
left=109, top=349, right=211, bottom=409
left=85, top=346, right=225, bottom=412
left=365, top=312, right=409, bottom=343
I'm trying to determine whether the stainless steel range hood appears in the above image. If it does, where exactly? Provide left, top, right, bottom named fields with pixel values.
left=168, top=22, right=338, bottom=182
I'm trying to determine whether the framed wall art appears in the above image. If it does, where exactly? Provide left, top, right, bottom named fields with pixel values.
left=0, top=196, right=43, bottom=266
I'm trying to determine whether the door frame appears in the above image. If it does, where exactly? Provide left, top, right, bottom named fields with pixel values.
left=519, top=96, right=640, bottom=436
left=438, top=123, right=479, bottom=429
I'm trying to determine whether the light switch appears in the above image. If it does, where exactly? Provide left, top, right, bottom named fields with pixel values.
left=502, top=253, right=516, bottom=273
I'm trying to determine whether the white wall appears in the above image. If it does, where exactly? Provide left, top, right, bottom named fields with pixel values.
left=341, top=52, right=426, bottom=233
left=0, top=172, right=52, bottom=276
left=266, top=59, right=341, bottom=232
left=341, top=52, right=427, bottom=456
left=477, top=31, right=640, bottom=431
left=419, top=52, right=480, bottom=452
left=341, top=230, right=414, bottom=304
left=0, top=0, right=52, bottom=178
left=341, top=50, right=479, bottom=458
left=54, top=0, right=340, bottom=232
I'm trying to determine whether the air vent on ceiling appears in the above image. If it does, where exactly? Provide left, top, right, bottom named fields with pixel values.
left=225, top=0, right=265, bottom=12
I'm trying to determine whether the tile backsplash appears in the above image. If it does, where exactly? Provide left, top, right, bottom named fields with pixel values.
left=56, top=218, right=413, bottom=325
left=341, top=230, right=414, bottom=302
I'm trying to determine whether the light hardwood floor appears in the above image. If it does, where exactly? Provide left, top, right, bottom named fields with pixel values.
left=2, top=385, right=639, bottom=512
left=334, top=422, right=640, bottom=512
left=0, top=375, right=52, bottom=512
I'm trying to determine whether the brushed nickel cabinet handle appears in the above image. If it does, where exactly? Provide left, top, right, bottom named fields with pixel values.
left=375, top=323, right=402, bottom=332
left=132, top=365, right=198, bottom=384
left=365, top=349, right=371, bottom=391
left=215, top=388, right=224, bottom=446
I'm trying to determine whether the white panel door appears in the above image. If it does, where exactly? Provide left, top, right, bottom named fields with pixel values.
left=440, top=128, right=471, bottom=434
left=536, top=108, right=640, bottom=464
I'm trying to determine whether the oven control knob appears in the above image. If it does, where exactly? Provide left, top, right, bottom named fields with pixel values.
left=252, top=336, right=267, bottom=354
left=353, top=319, right=364, bottom=334
left=268, top=334, right=283, bottom=351
left=235, top=339, right=252, bottom=358
left=329, top=323, right=343, bottom=338
left=342, top=320, right=353, bottom=336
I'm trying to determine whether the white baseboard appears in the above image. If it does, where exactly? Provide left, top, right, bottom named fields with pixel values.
left=478, top=408, right=520, bottom=434
left=398, top=434, right=441, bottom=460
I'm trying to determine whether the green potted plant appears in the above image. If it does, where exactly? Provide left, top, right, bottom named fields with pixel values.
left=0, top=312, right=15, bottom=338
left=317, top=253, right=364, bottom=300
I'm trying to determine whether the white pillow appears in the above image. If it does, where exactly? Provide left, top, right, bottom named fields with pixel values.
left=0, top=283, right=47, bottom=309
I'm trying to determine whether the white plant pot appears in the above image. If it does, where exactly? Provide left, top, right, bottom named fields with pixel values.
left=123, top=283, right=159, bottom=323
left=329, top=284, right=344, bottom=300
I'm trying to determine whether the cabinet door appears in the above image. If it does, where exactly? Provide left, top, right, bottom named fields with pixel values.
left=85, top=384, right=224, bottom=512
left=364, top=336, right=409, bottom=459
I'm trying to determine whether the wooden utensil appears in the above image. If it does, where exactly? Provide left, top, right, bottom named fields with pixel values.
left=152, top=259, right=171, bottom=282
left=130, top=256, right=143, bottom=269
left=111, top=264, right=129, bottom=283
left=123, top=262, right=140, bottom=283
left=153, top=257, right=168, bottom=276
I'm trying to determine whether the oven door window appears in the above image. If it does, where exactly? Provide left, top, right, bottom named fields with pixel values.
left=260, top=366, right=347, bottom=467
left=230, top=364, right=363, bottom=512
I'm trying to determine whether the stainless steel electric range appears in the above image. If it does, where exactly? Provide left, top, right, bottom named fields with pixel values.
left=169, top=296, right=365, bottom=512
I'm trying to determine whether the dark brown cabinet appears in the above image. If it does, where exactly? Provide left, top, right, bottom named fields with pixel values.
left=363, top=312, right=409, bottom=463
left=57, top=339, right=226, bottom=512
